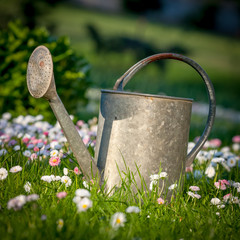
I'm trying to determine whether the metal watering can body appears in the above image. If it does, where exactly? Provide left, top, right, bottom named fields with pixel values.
left=95, top=53, right=216, bottom=192
left=27, top=47, right=216, bottom=195
left=95, top=91, right=192, bottom=191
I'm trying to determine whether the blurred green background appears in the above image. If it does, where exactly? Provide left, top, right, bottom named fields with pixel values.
left=0, top=0, right=240, bottom=143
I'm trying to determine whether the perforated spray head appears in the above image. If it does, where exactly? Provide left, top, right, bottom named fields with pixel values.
left=27, top=45, right=54, bottom=99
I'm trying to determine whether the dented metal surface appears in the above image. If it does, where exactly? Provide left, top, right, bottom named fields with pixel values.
left=96, top=53, right=216, bottom=192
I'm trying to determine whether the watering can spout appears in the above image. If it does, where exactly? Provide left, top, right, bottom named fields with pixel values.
left=26, top=45, right=99, bottom=179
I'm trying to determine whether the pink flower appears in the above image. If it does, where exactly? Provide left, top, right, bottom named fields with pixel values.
left=209, top=138, right=222, bottom=148
left=232, top=135, right=240, bottom=143
left=49, top=156, right=61, bottom=166
left=76, top=120, right=84, bottom=127
left=185, top=166, right=193, bottom=172
left=157, top=197, right=165, bottom=205
left=194, top=193, right=201, bottom=199
left=56, top=191, right=67, bottom=199
left=223, top=193, right=232, bottom=202
left=22, top=138, right=30, bottom=144
left=189, top=186, right=200, bottom=191
left=33, top=146, right=39, bottom=152
left=74, top=167, right=81, bottom=175
left=83, top=136, right=90, bottom=145
left=214, top=180, right=230, bottom=190
left=30, top=153, right=38, bottom=161
left=43, top=131, right=49, bottom=137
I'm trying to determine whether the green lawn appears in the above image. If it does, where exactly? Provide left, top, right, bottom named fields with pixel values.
left=0, top=114, right=240, bottom=240
left=37, top=3, right=240, bottom=143
left=40, top=3, right=240, bottom=110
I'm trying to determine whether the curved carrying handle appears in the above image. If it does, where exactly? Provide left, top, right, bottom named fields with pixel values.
left=113, top=53, right=216, bottom=167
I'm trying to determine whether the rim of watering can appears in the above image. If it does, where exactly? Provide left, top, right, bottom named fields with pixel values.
left=101, top=89, right=193, bottom=102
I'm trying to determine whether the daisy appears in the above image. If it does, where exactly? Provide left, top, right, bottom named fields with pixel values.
left=41, top=175, right=52, bottom=183
left=61, top=176, right=72, bottom=187
left=10, top=165, right=22, bottom=173
left=26, top=194, right=39, bottom=201
left=126, top=206, right=140, bottom=213
left=187, top=191, right=201, bottom=199
left=49, top=156, right=61, bottom=166
left=75, top=189, right=91, bottom=198
left=157, top=197, right=165, bottom=205
left=227, top=157, right=236, bottom=167
left=13, top=145, right=20, bottom=151
left=205, top=165, right=215, bottom=178
left=0, top=167, right=8, bottom=180
left=210, top=197, right=221, bottom=205
left=150, top=174, right=160, bottom=182
left=76, top=197, right=93, bottom=212
left=57, top=219, right=64, bottom=231
left=232, top=135, right=240, bottom=143
left=189, top=186, right=200, bottom=191
left=50, top=149, right=59, bottom=157
left=56, top=192, right=67, bottom=199
left=7, top=195, right=27, bottom=210
left=63, top=168, right=68, bottom=175
left=74, top=167, right=81, bottom=175
left=159, top=172, right=168, bottom=179
left=168, top=183, right=177, bottom=190
left=24, top=181, right=31, bottom=193
left=110, top=212, right=126, bottom=229
left=23, top=150, right=31, bottom=157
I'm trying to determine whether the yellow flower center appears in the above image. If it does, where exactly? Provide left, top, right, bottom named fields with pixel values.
left=82, top=204, right=87, bottom=209
left=64, top=179, right=68, bottom=183
left=53, top=159, right=57, bottom=163
left=116, top=218, right=121, bottom=224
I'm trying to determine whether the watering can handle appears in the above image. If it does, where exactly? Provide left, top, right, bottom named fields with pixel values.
left=113, top=53, right=216, bottom=167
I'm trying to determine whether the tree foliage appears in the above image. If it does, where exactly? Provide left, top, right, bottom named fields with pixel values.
left=0, top=21, right=91, bottom=123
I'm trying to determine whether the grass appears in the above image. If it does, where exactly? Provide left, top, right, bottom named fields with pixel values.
left=34, top=2, right=240, bottom=144
left=39, top=3, right=240, bottom=110
left=0, top=114, right=240, bottom=240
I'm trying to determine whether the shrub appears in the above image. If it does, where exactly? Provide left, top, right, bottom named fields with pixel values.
left=0, top=20, right=91, bottom=123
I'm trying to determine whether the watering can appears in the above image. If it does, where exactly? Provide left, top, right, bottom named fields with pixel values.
left=26, top=46, right=216, bottom=193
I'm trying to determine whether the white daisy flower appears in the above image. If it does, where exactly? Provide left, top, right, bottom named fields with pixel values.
left=9, top=165, right=22, bottom=173
left=83, top=180, right=89, bottom=189
left=61, top=176, right=72, bottom=187
left=75, top=189, right=91, bottom=198
left=0, top=167, right=8, bottom=180
left=7, top=195, right=27, bottom=210
left=57, top=219, right=64, bottom=231
left=24, top=181, right=31, bottom=193
left=76, top=197, right=93, bottom=212
left=210, top=197, right=221, bottom=205
left=23, top=150, right=31, bottom=157
left=63, top=168, right=68, bottom=175
left=205, top=165, right=215, bottom=178
left=149, top=180, right=157, bottom=191
left=0, top=149, right=7, bottom=156
left=227, top=157, right=236, bottom=167
left=50, top=149, right=59, bottom=157
left=126, top=206, right=140, bottom=213
left=110, top=212, right=126, bottom=229
left=41, top=175, right=52, bottom=183
left=217, top=204, right=225, bottom=209
left=26, top=194, right=39, bottom=202
left=150, top=174, right=160, bottom=182
left=168, top=183, right=177, bottom=190
left=159, top=172, right=168, bottom=179
left=13, top=145, right=21, bottom=151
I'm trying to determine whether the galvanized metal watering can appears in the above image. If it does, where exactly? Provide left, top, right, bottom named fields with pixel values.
left=27, top=46, right=216, bottom=193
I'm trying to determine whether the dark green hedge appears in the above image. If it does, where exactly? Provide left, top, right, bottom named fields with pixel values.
left=0, top=21, right=91, bottom=123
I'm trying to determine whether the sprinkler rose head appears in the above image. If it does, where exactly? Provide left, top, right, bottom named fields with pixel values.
left=27, top=45, right=55, bottom=99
